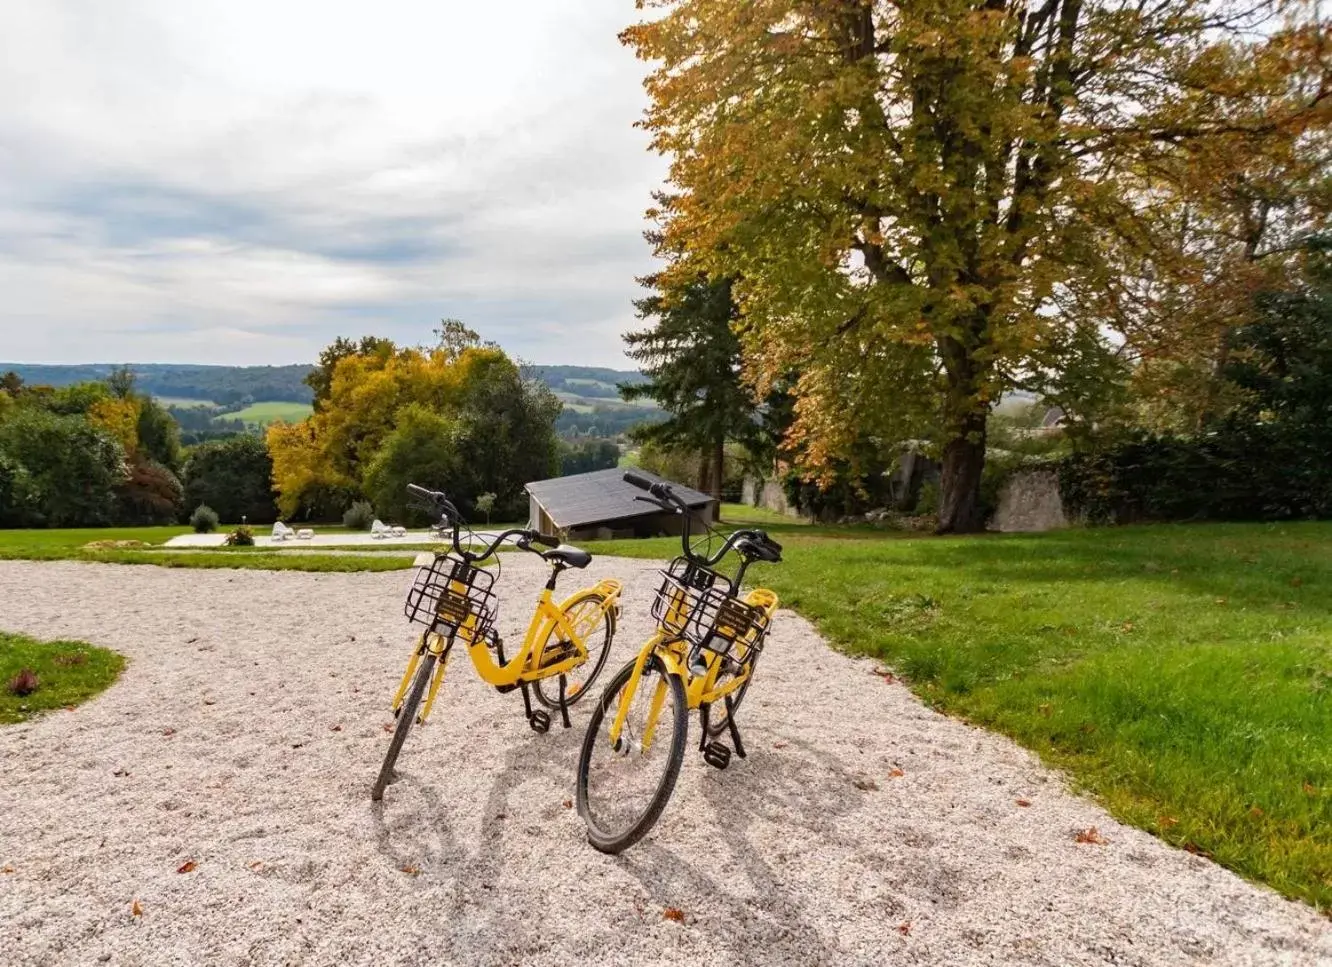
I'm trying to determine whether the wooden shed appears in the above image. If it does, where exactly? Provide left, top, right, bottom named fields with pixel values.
left=525, top=468, right=717, bottom=541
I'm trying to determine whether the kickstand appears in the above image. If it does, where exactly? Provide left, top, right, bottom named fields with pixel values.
left=724, top=693, right=746, bottom=759
left=557, top=674, right=572, bottom=729
left=698, top=703, right=711, bottom=751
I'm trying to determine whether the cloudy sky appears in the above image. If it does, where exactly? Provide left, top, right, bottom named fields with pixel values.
left=0, top=1, right=666, bottom=368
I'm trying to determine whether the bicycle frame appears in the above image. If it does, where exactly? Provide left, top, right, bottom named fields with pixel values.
left=392, top=576, right=622, bottom=723
left=606, top=587, right=777, bottom=750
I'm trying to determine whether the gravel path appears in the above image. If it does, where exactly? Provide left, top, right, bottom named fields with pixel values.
left=1, top=558, right=1328, bottom=966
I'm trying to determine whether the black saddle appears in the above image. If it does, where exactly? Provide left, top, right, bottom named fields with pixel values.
left=542, top=545, right=591, bottom=569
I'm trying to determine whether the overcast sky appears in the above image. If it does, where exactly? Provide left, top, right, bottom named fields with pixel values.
left=0, top=1, right=665, bottom=368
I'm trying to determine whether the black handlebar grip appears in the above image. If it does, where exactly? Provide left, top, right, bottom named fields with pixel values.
left=622, top=470, right=654, bottom=491
left=406, top=483, right=434, bottom=500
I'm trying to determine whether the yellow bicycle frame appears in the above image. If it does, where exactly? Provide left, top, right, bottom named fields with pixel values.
left=607, top=587, right=778, bottom=749
left=392, top=576, right=622, bottom=724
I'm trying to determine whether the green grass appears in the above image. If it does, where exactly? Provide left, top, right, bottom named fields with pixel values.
left=584, top=516, right=1332, bottom=910
left=1, top=632, right=126, bottom=724
left=231, top=400, right=313, bottom=425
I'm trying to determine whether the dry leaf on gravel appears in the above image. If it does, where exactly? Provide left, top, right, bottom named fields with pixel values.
left=663, top=907, right=685, bottom=923
left=853, top=777, right=879, bottom=791
left=131, top=900, right=143, bottom=917
left=113, top=768, right=129, bottom=777
left=888, top=768, right=905, bottom=778
left=330, top=724, right=342, bottom=732
left=247, top=861, right=264, bottom=871
left=400, top=865, right=421, bottom=876
left=898, top=922, right=912, bottom=936
left=1159, top=816, right=1179, bottom=828
left=177, top=860, right=196, bottom=873
left=1075, top=827, right=1107, bottom=845
left=872, top=668, right=896, bottom=684
left=1016, top=799, right=1032, bottom=807
left=562, top=799, right=572, bottom=809
left=382, top=723, right=393, bottom=733
left=1, top=865, right=14, bottom=873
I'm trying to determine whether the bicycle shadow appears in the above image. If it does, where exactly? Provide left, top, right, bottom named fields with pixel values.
left=608, top=733, right=878, bottom=966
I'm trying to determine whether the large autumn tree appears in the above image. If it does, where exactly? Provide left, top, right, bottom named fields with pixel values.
left=623, top=0, right=1331, bottom=531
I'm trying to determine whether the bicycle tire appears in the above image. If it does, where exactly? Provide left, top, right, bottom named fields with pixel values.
left=533, top=594, right=616, bottom=710
left=371, top=649, right=438, bottom=802
left=576, top=653, right=688, bottom=854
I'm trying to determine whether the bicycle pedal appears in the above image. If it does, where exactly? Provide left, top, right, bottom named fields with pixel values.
left=529, top=710, right=551, bottom=733
left=702, top=742, right=732, bottom=770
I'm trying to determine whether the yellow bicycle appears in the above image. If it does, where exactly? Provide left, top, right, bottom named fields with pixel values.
left=372, top=484, right=622, bottom=802
left=575, top=472, right=782, bottom=852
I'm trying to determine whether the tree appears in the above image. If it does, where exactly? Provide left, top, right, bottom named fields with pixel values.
left=0, top=409, right=126, bottom=526
left=362, top=406, right=465, bottom=525
left=118, top=459, right=184, bottom=525
left=622, top=272, right=758, bottom=502
left=475, top=492, right=497, bottom=524
left=560, top=439, right=621, bottom=476
left=136, top=398, right=182, bottom=471
left=622, top=0, right=1331, bottom=531
left=181, top=435, right=278, bottom=524
left=304, top=335, right=397, bottom=412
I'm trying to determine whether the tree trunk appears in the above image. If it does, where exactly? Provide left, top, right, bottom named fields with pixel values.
left=710, top=435, right=724, bottom=521
left=696, top=448, right=712, bottom=497
left=935, top=347, right=990, bottom=534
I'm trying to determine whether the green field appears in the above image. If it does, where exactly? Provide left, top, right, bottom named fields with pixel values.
left=231, top=400, right=313, bottom=425
left=154, top=396, right=214, bottom=408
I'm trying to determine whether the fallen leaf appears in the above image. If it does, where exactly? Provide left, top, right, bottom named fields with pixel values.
left=400, top=865, right=420, bottom=876
left=330, top=725, right=342, bottom=732
left=853, top=777, right=879, bottom=791
left=247, top=861, right=264, bottom=871
left=1291, top=577, right=1303, bottom=588
left=567, top=683, right=582, bottom=697
left=872, top=667, right=896, bottom=684
left=562, top=799, right=573, bottom=809
left=382, top=723, right=394, bottom=733
left=177, top=860, right=196, bottom=874
left=1038, top=703, right=1053, bottom=718
left=1304, top=782, right=1317, bottom=796
left=888, top=768, right=905, bottom=778
left=131, top=899, right=143, bottom=917
left=1121, top=621, right=1134, bottom=632
left=113, top=768, right=130, bottom=778
left=186, top=637, right=199, bottom=644
left=773, top=741, right=788, bottom=749
left=290, top=743, right=304, bottom=749
left=160, top=728, right=176, bottom=737
left=64, top=705, right=76, bottom=712
left=1, top=864, right=13, bottom=873
left=203, top=698, right=216, bottom=706
left=898, top=921, right=912, bottom=936
left=662, top=907, right=685, bottom=923
left=1075, top=827, right=1107, bottom=845
left=1016, top=799, right=1032, bottom=807
left=1159, top=816, right=1179, bottom=828
left=1248, top=805, right=1264, bottom=818
left=1182, top=842, right=1213, bottom=858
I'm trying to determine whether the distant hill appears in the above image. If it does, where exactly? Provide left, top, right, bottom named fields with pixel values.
left=0, top=363, right=663, bottom=438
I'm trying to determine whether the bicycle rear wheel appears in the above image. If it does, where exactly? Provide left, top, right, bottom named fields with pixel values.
left=706, top=654, right=758, bottom=739
left=533, top=594, right=615, bottom=710
left=576, top=653, right=687, bottom=854
left=371, top=649, right=437, bottom=802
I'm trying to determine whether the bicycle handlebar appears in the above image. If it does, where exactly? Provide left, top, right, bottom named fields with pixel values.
left=406, top=484, right=558, bottom=563
left=621, top=472, right=783, bottom=568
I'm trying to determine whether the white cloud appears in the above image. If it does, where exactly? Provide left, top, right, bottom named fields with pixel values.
left=0, top=0, right=666, bottom=367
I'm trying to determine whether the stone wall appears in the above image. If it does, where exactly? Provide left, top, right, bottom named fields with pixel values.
left=991, top=469, right=1070, bottom=532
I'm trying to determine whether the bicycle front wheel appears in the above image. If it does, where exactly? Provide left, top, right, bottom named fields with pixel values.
left=371, top=650, right=437, bottom=802
left=576, top=653, right=687, bottom=854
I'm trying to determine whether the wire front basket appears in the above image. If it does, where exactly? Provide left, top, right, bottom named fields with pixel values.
left=404, top=553, right=498, bottom=640
left=650, top=557, right=770, bottom=671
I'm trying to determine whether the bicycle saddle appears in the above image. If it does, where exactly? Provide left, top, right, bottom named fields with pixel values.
left=542, top=545, right=592, bottom=569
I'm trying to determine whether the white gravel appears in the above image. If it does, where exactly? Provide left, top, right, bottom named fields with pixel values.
left=1, top=557, right=1328, bottom=967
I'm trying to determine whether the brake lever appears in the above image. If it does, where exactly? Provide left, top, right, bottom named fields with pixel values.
left=633, top=494, right=678, bottom=513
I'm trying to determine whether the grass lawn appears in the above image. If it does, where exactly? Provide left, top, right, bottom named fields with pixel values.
left=586, top=515, right=1332, bottom=911
left=0, top=632, right=125, bottom=724
left=231, top=400, right=313, bottom=425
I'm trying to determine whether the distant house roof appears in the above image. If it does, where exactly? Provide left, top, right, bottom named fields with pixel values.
left=525, top=468, right=714, bottom=530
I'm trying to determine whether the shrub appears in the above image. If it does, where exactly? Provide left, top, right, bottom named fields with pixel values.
left=224, top=525, right=255, bottom=546
left=342, top=500, right=375, bottom=530
left=190, top=504, right=219, bottom=533
left=7, top=669, right=39, bottom=697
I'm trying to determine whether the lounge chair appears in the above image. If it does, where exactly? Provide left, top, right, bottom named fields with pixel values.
left=296, top=528, right=315, bottom=540
left=272, top=521, right=296, bottom=542
left=371, top=519, right=391, bottom=540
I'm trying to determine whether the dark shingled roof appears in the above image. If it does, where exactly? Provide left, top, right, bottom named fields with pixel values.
left=525, top=468, right=714, bottom=530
